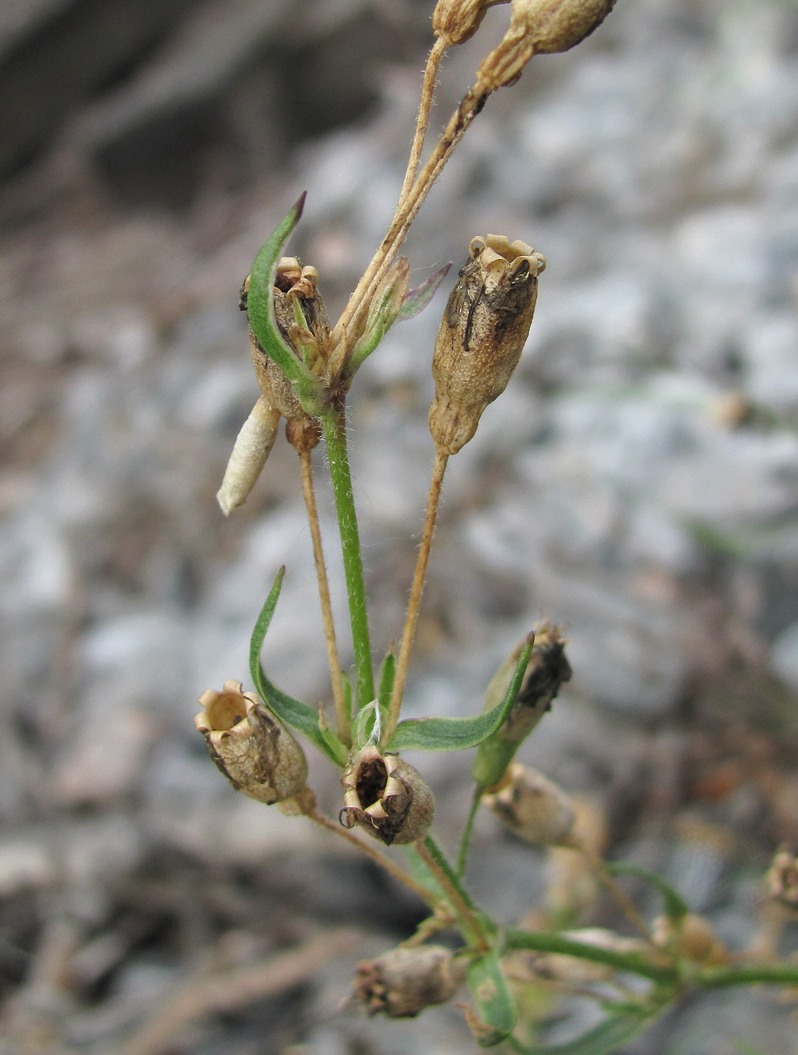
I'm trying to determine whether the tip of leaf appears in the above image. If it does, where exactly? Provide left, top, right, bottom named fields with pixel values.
left=293, top=191, right=307, bottom=220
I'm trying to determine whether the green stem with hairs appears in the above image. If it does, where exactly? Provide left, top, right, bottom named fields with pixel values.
left=322, top=405, right=375, bottom=713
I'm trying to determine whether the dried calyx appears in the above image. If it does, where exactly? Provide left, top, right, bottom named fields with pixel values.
left=340, top=746, right=434, bottom=845
left=483, top=763, right=577, bottom=846
left=428, top=235, right=545, bottom=455
left=195, top=680, right=309, bottom=805
left=356, top=944, right=464, bottom=1017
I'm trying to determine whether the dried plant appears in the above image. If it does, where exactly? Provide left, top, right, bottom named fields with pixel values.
left=197, top=2, right=798, bottom=1050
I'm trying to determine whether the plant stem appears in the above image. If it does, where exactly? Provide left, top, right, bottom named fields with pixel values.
left=416, top=834, right=491, bottom=951
left=306, top=808, right=435, bottom=906
left=298, top=446, right=349, bottom=744
left=397, top=37, right=447, bottom=206
left=693, top=961, right=798, bottom=990
left=503, top=928, right=677, bottom=986
left=328, top=84, right=490, bottom=379
left=321, top=406, right=375, bottom=712
left=383, top=448, right=448, bottom=746
left=581, top=850, right=655, bottom=944
left=456, top=787, right=483, bottom=877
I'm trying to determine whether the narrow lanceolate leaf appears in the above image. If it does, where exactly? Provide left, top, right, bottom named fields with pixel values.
left=466, top=949, right=517, bottom=1047
left=605, top=862, right=689, bottom=922
left=398, top=262, right=452, bottom=320
left=519, top=1008, right=656, bottom=1055
left=249, top=567, right=348, bottom=767
left=387, top=637, right=535, bottom=753
left=246, top=193, right=323, bottom=411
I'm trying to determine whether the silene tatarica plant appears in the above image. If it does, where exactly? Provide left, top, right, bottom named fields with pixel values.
left=197, top=1, right=798, bottom=1049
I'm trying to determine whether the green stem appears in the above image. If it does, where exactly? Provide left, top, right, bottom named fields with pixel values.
left=693, top=961, right=798, bottom=989
left=503, top=928, right=678, bottom=986
left=322, top=406, right=375, bottom=712
left=456, top=787, right=483, bottom=877
left=416, top=834, right=492, bottom=951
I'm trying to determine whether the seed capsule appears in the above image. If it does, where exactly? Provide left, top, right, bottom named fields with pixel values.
left=484, top=763, right=577, bottom=846
left=428, top=235, right=545, bottom=454
left=340, top=746, right=434, bottom=845
left=195, top=680, right=308, bottom=804
left=356, top=944, right=464, bottom=1017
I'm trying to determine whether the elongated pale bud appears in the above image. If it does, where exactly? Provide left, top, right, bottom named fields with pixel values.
left=216, top=397, right=281, bottom=515
left=429, top=235, right=545, bottom=454
left=195, top=680, right=308, bottom=804
left=472, top=625, right=570, bottom=790
left=484, top=763, right=577, bottom=846
left=356, top=944, right=465, bottom=1017
left=766, top=849, right=798, bottom=910
left=340, top=746, right=434, bottom=845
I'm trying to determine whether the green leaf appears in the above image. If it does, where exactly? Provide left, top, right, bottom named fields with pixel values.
left=377, top=650, right=396, bottom=712
left=606, top=862, right=689, bottom=922
left=398, top=262, right=452, bottom=320
left=246, top=193, right=324, bottom=414
left=466, top=949, right=517, bottom=1047
left=519, top=1009, right=655, bottom=1055
left=387, top=637, right=535, bottom=753
left=249, top=568, right=348, bottom=767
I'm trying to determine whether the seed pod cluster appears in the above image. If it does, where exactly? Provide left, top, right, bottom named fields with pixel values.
left=428, top=235, right=545, bottom=455
left=340, top=746, right=434, bottom=845
left=195, top=680, right=308, bottom=805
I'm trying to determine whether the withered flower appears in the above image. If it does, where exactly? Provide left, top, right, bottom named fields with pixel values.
left=340, top=746, right=434, bottom=845
left=476, top=0, right=617, bottom=92
left=652, top=913, right=728, bottom=967
left=356, top=944, right=464, bottom=1017
left=428, top=235, right=545, bottom=455
left=473, top=625, right=571, bottom=789
left=483, top=763, right=577, bottom=847
left=195, top=680, right=308, bottom=804
left=433, top=0, right=505, bottom=47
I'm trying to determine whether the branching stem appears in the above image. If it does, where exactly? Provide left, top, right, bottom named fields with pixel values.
left=298, top=446, right=349, bottom=743
left=383, top=448, right=449, bottom=746
left=321, top=406, right=375, bottom=712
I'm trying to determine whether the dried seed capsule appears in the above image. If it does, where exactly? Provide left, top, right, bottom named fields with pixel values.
left=195, top=680, right=308, bottom=804
left=766, top=849, right=798, bottom=910
left=652, top=913, right=728, bottom=966
left=484, top=763, right=577, bottom=846
left=428, top=235, right=545, bottom=454
left=340, top=746, right=434, bottom=845
left=473, top=625, right=571, bottom=790
left=476, top=0, right=617, bottom=92
left=356, top=944, right=464, bottom=1017
left=433, top=0, right=502, bottom=46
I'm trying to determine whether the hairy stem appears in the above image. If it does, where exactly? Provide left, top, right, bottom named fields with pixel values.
left=328, top=84, right=491, bottom=378
left=322, top=406, right=375, bottom=711
left=383, top=449, right=448, bottom=746
left=416, top=834, right=491, bottom=951
left=456, top=787, right=483, bottom=877
left=306, top=809, right=435, bottom=906
left=503, top=928, right=677, bottom=986
left=397, top=37, right=447, bottom=207
left=298, top=446, right=349, bottom=744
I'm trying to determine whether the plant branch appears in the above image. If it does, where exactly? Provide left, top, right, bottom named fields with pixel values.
left=416, top=834, right=491, bottom=951
left=298, top=445, right=349, bottom=743
left=383, top=448, right=448, bottom=746
left=321, top=406, right=375, bottom=711
left=503, top=928, right=677, bottom=986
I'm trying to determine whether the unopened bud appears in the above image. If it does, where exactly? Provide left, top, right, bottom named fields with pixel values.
left=484, top=763, right=576, bottom=846
left=473, top=625, right=570, bottom=789
left=340, top=746, right=434, bottom=845
left=216, top=396, right=281, bottom=514
left=428, top=235, right=544, bottom=454
left=356, top=944, right=464, bottom=1017
left=652, top=913, right=727, bottom=966
left=195, top=680, right=308, bottom=804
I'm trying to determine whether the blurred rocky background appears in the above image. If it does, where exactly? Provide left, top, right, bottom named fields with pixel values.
left=1, top=0, right=798, bottom=1052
